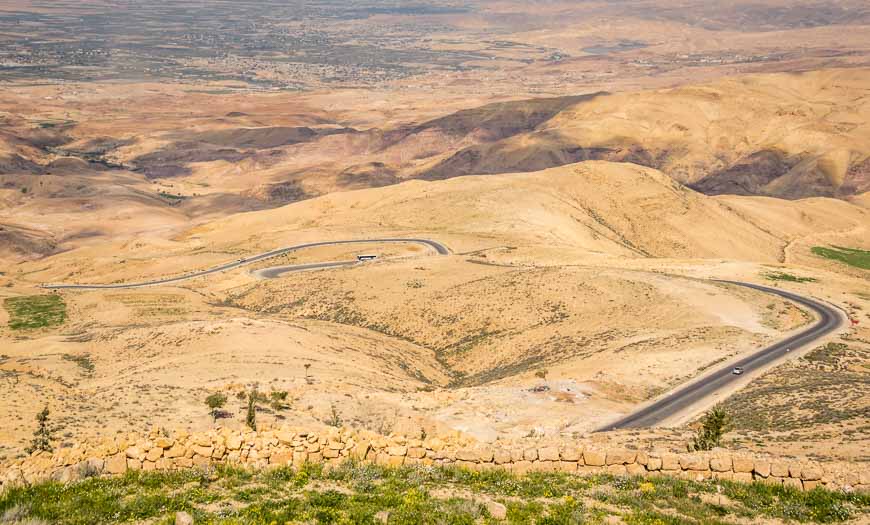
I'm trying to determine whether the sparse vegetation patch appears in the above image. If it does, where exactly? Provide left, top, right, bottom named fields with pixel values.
left=811, top=246, right=870, bottom=270
left=722, top=342, right=870, bottom=455
left=61, top=353, right=94, bottom=376
left=3, top=295, right=66, bottom=330
left=157, top=191, right=187, bottom=201
left=763, top=271, right=818, bottom=283
left=0, top=462, right=867, bottom=524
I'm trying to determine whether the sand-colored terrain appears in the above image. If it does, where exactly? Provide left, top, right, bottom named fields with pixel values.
left=2, top=159, right=868, bottom=462
left=3, top=69, right=869, bottom=269
left=1, top=1, right=868, bottom=472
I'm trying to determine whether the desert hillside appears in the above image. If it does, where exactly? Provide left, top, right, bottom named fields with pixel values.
left=407, top=69, right=870, bottom=199
left=3, top=69, right=869, bottom=265
left=4, top=159, right=867, bottom=454
left=2, top=2, right=870, bottom=521
left=186, top=161, right=869, bottom=265
left=15, top=160, right=868, bottom=288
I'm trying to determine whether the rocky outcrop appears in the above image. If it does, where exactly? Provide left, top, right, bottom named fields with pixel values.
left=2, top=426, right=868, bottom=493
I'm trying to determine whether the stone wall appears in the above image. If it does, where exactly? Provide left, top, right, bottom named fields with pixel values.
left=2, top=426, right=868, bottom=493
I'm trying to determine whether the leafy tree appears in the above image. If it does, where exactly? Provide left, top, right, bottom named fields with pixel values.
left=205, top=392, right=227, bottom=422
left=692, top=407, right=730, bottom=451
left=26, top=405, right=54, bottom=454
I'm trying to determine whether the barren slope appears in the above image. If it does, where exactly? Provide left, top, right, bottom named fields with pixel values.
left=3, top=159, right=868, bottom=452
left=18, top=160, right=868, bottom=289
left=406, top=69, right=870, bottom=199
left=185, top=161, right=868, bottom=265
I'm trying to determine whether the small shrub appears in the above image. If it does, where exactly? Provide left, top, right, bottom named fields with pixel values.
left=205, top=392, right=227, bottom=422
left=327, top=404, right=342, bottom=428
left=245, top=390, right=257, bottom=431
left=692, top=407, right=730, bottom=451
left=269, top=391, right=290, bottom=410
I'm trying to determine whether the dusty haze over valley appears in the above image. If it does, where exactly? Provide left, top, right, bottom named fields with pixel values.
left=0, top=1, right=869, bottom=522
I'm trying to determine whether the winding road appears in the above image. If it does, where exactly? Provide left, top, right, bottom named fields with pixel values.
left=41, top=238, right=449, bottom=290
left=41, top=238, right=844, bottom=430
left=599, top=280, right=844, bottom=430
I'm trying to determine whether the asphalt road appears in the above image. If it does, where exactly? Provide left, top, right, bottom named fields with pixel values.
left=598, top=280, right=843, bottom=430
left=41, top=238, right=449, bottom=290
left=254, top=260, right=358, bottom=279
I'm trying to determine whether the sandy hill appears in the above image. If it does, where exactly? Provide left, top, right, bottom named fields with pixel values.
left=13, top=160, right=867, bottom=289
left=141, top=68, right=870, bottom=202
left=0, top=223, right=56, bottom=261
left=2, top=69, right=867, bottom=261
left=185, top=161, right=868, bottom=267
left=398, top=69, right=870, bottom=200
left=4, top=159, right=869, bottom=450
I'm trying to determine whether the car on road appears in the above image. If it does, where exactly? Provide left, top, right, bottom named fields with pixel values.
left=732, top=367, right=744, bottom=375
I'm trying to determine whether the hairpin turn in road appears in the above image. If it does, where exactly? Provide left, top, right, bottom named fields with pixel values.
left=42, top=241, right=843, bottom=431
left=41, top=238, right=449, bottom=290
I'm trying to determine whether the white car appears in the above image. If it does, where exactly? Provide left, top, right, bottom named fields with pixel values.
left=732, top=367, right=744, bottom=375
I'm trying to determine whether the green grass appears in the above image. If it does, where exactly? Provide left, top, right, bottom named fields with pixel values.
left=763, top=271, right=818, bottom=283
left=811, top=246, right=870, bottom=270
left=1, top=462, right=867, bottom=524
left=3, top=295, right=66, bottom=330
